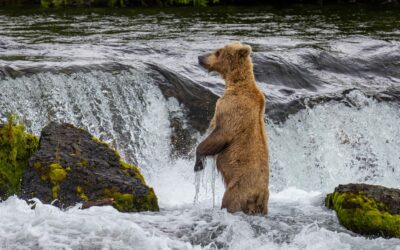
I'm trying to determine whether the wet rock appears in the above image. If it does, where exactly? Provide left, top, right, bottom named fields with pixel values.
left=325, top=183, right=400, bottom=239
left=148, top=63, right=219, bottom=133
left=253, top=53, right=325, bottom=91
left=21, top=122, right=159, bottom=212
left=81, top=198, right=115, bottom=209
left=0, top=116, right=39, bottom=200
left=302, top=51, right=400, bottom=80
left=169, top=115, right=197, bottom=158
left=0, top=63, right=131, bottom=80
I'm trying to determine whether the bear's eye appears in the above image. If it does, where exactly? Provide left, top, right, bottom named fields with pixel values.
left=215, top=50, right=221, bottom=57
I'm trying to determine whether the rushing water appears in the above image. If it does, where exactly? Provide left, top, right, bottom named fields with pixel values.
left=1, top=5, right=400, bottom=250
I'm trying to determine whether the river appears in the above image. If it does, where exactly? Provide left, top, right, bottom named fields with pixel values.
left=0, top=5, right=400, bottom=249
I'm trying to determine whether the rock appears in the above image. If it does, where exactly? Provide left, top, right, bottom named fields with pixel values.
left=0, top=115, right=39, bottom=200
left=148, top=63, right=220, bottom=133
left=81, top=198, right=115, bottom=209
left=21, top=122, right=159, bottom=212
left=325, top=183, right=400, bottom=239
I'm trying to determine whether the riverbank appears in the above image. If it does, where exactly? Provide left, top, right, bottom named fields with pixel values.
left=0, top=0, right=398, bottom=8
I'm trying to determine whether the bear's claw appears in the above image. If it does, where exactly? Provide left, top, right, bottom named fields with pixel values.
left=194, top=161, right=204, bottom=172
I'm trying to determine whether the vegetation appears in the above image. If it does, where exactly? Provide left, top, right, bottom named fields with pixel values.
left=104, top=188, right=135, bottom=212
left=0, top=114, right=39, bottom=199
left=1, top=0, right=397, bottom=7
left=103, top=186, right=159, bottom=212
left=39, top=0, right=220, bottom=7
left=76, top=185, right=89, bottom=200
left=326, top=191, right=400, bottom=239
left=32, top=161, right=70, bottom=199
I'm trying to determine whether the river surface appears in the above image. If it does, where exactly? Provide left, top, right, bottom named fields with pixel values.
left=0, top=5, right=400, bottom=250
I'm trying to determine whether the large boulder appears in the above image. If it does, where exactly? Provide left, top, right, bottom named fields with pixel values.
left=0, top=116, right=39, bottom=200
left=21, top=122, right=159, bottom=212
left=325, top=183, right=400, bottom=239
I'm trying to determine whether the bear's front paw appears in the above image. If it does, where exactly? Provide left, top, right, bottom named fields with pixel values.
left=194, top=159, right=204, bottom=172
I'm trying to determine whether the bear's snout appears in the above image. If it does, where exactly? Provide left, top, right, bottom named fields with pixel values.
left=198, top=54, right=210, bottom=69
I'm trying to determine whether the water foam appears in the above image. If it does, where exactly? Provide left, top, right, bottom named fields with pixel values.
left=0, top=69, right=163, bottom=166
left=1, top=71, right=400, bottom=249
left=2, top=190, right=400, bottom=250
left=268, top=90, right=400, bottom=192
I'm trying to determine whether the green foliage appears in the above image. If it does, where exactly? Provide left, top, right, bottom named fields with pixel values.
left=326, top=192, right=400, bottom=238
left=41, top=0, right=93, bottom=8
left=40, top=0, right=220, bottom=7
left=41, top=0, right=50, bottom=8
left=0, top=114, right=39, bottom=199
left=169, top=0, right=216, bottom=7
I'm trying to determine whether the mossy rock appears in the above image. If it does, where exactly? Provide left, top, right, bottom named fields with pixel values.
left=21, top=122, right=159, bottom=212
left=325, top=183, right=400, bottom=239
left=0, top=115, right=39, bottom=200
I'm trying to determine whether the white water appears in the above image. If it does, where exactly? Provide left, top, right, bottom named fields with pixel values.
left=268, top=90, right=400, bottom=192
left=1, top=71, right=400, bottom=249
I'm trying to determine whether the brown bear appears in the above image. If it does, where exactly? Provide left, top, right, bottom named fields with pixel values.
left=194, top=41, right=269, bottom=215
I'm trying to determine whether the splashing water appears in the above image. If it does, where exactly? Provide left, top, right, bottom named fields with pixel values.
left=194, top=157, right=220, bottom=207
left=268, top=90, right=400, bottom=193
left=1, top=70, right=400, bottom=249
left=0, top=5, right=400, bottom=249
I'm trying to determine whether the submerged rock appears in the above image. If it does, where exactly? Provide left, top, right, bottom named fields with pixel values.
left=325, top=183, right=400, bottom=239
left=21, top=122, right=159, bottom=212
left=149, top=63, right=220, bottom=133
left=0, top=116, right=39, bottom=200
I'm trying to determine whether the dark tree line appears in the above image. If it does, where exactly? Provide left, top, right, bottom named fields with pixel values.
left=0, top=0, right=398, bottom=7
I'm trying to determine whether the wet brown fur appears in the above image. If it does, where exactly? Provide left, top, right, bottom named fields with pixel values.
left=195, top=42, right=269, bottom=215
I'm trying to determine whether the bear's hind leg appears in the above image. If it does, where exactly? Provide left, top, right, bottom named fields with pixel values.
left=245, top=190, right=269, bottom=215
left=221, top=189, right=243, bottom=213
left=256, top=190, right=268, bottom=215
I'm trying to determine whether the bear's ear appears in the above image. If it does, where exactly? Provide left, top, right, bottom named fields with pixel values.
left=237, top=45, right=252, bottom=58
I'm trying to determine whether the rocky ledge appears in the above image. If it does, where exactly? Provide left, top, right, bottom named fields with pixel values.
left=0, top=118, right=158, bottom=212
left=325, top=183, right=400, bottom=239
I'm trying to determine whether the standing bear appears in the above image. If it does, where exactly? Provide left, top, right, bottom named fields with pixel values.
left=195, top=41, right=269, bottom=215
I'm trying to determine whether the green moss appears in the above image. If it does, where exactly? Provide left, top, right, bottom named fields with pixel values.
left=104, top=188, right=134, bottom=212
left=48, top=163, right=67, bottom=185
left=0, top=114, right=39, bottom=199
left=76, top=160, right=88, bottom=167
left=34, top=163, right=68, bottom=200
left=33, top=161, right=68, bottom=200
left=103, top=186, right=158, bottom=212
left=91, top=135, right=122, bottom=160
left=119, top=160, right=145, bottom=184
left=326, top=192, right=400, bottom=238
left=113, top=148, right=121, bottom=160
left=76, top=186, right=88, bottom=200
left=92, top=135, right=110, bottom=148
left=116, top=157, right=159, bottom=212
left=52, top=185, right=60, bottom=199
left=134, top=187, right=159, bottom=212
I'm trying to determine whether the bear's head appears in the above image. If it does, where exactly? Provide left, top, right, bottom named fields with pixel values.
left=198, top=41, right=252, bottom=80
